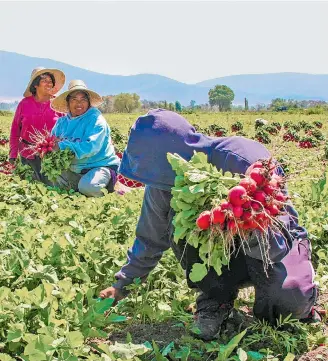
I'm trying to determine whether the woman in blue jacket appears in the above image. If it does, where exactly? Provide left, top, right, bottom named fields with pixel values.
left=50, top=80, right=120, bottom=197
left=100, top=109, right=318, bottom=341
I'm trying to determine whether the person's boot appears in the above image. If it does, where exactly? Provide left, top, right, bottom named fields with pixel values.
left=192, top=303, right=233, bottom=341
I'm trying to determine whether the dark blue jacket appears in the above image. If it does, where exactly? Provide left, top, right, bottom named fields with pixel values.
left=114, top=109, right=307, bottom=289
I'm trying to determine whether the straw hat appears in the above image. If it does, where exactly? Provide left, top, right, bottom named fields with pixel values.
left=23, top=66, right=65, bottom=97
left=50, top=80, right=103, bottom=113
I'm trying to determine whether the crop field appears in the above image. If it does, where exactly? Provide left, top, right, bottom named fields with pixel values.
left=1, top=111, right=328, bottom=361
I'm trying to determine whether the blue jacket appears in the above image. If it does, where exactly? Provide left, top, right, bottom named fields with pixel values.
left=114, top=109, right=307, bottom=289
left=52, top=107, right=120, bottom=173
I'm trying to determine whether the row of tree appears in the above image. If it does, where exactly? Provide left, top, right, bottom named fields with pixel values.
left=1, top=86, right=327, bottom=113
left=99, top=93, right=183, bottom=113
left=97, top=85, right=235, bottom=113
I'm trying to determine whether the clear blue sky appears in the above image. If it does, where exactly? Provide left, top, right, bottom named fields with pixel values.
left=0, top=1, right=327, bottom=83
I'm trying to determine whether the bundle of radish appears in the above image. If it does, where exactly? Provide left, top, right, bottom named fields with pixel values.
left=167, top=151, right=287, bottom=283
left=26, top=130, right=74, bottom=182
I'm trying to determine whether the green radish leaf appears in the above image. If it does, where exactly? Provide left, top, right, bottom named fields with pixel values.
left=106, top=313, right=127, bottom=323
left=189, top=263, right=207, bottom=283
left=94, top=298, right=115, bottom=313
left=66, top=331, right=84, bottom=348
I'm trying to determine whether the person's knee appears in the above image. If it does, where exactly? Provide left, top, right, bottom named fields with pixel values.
left=78, top=177, right=104, bottom=197
left=254, top=285, right=316, bottom=323
left=78, top=168, right=112, bottom=197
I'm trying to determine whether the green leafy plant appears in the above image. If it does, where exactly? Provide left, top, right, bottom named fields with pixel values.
left=243, top=315, right=309, bottom=357
left=40, top=148, right=74, bottom=181
left=231, top=121, right=243, bottom=132
left=254, top=129, right=271, bottom=144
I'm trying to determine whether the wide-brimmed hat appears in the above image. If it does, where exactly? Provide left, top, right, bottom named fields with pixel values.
left=23, top=66, right=65, bottom=97
left=50, top=80, right=103, bottom=113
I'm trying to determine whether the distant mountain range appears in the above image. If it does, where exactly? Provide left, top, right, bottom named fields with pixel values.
left=1, top=50, right=328, bottom=105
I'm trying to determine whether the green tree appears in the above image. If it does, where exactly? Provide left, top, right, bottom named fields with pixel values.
left=175, top=101, right=182, bottom=112
left=190, top=100, right=196, bottom=109
left=168, top=103, right=175, bottom=111
left=113, top=93, right=140, bottom=113
left=269, top=98, right=298, bottom=111
left=208, top=85, right=234, bottom=111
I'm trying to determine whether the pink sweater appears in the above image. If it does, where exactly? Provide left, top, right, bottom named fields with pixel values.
left=9, top=96, right=63, bottom=159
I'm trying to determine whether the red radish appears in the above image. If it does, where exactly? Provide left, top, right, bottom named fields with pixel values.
left=242, top=200, right=252, bottom=209
left=239, top=177, right=257, bottom=194
left=255, top=212, right=271, bottom=223
left=263, top=184, right=277, bottom=196
left=241, top=210, right=252, bottom=221
left=220, top=201, right=233, bottom=211
left=251, top=202, right=262, bottom=211
left=47, top=147, right=53, bottom=152
left=274, top=192, right=286, bottom=202
left=249, top=168, right=267, bottom=187
left=233, top=205, right=243, bottom=218
left=228, top=186, right=247, bottom=206
left=266, top=204, right=279, bottom=216
left=49, top=141, right=54, bottom=147
left=227, top=219, right=237, bottom=234
left=212, top=207, right=226, bottom=224
left=246, top=161, right=264, bottom=175
left=253, top=190, right=268, bottom=204
left=196, top=211, right=212, bottom=230
left=243, top=219, right=257, bottom=229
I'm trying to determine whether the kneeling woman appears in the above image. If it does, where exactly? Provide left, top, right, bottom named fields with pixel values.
left=50, top=80, right=120, bottom=197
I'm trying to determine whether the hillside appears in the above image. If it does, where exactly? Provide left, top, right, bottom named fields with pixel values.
left=1, top=50, right=328, bottom=105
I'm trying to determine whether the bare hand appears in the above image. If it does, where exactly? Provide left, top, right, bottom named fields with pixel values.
left=99, top=286, right=125, bottom=303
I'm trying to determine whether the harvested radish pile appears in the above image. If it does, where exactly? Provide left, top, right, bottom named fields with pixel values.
left=167, top=151, right=288, bottom=283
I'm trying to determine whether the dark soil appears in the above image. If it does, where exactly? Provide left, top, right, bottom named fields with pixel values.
left=108, top=320, right=187, bottom=347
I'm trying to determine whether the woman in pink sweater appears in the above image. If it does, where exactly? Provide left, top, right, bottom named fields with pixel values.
left=9, top=67, right=65, bottom=182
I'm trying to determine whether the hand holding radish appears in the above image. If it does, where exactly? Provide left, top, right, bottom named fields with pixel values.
left=52, top=141, right=60, bottom=151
